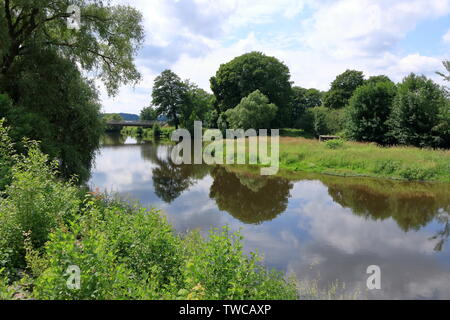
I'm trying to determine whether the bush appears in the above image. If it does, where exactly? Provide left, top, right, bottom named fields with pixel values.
left=0, top=140, right=80, bottom=276
left=152, top=123, right=161, bottom=139
left=0, top=117, right=15, bottom=190
left=180, top=227, right=297, bottom=300
left=325, top=139, right=345, bottom=150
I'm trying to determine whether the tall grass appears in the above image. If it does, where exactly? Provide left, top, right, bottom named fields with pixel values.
left=223, top=137, right=450, bottom=182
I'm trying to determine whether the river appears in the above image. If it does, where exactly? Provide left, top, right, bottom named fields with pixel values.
left=88, top=134, right=450, bottom=299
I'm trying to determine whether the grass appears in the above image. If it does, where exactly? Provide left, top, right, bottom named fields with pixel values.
left=221, top=137, right=450, bottom=183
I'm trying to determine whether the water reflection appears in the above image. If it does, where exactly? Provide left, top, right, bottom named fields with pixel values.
left=89, top=137, right=450, bottom=299
left=210, top=167, right=293, bottom=224
left=325, top=180, right=450, bottom=232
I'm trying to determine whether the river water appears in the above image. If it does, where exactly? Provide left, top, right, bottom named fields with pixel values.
left=88, top=134, right=450, bottom=299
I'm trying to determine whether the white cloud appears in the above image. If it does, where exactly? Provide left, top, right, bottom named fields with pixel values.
left=100, top=0, right=450, bottom=113
left=443, top=29, right=450, bottom=43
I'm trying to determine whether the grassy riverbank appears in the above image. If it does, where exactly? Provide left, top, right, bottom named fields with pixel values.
left=224, top=137, right=450, bottom=182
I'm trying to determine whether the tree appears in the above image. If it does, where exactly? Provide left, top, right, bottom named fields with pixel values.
left=437, top=61, right=450, bottom=82
left=210, top=52, right=292, bottom=127
left=182, top=81, right=215, bottom=132
left=324, top=70, right=365, bottom=109
left=1, top=49, right=104, bottom=182
left=366, top=75, right=393, bottom=85
left=209, top=167, right=293, bottom=224
left=152, top=70, right=187, bottom=129
left=0, top=0, right=144, bottom=96
left=289, top=87, right=323, bottom=127
left=140, top=107, right=157, bottom=121
left=347, top=79, right=397, bottom=144
left=387, top=74, right=449, bottom=148
left=225, top=90, right=278, bottom=130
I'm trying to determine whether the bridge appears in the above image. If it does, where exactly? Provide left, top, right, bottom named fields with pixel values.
left=105, top=120, right=163, bottom=128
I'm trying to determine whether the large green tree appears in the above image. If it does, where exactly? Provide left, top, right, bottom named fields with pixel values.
left=388, top=74, right=449, bottom=148
left=1, top=49, right=104, bottom=181
left=324, top=70, right=365, bottom=109
left=0, top=0, right=144, bottom=96
left=182, top=81, right=215, bottom=132
left=289, top=87, right=323, bottom=127
left=225, top=90, right=278, bottom=130
left=347, top=78, right=397, bottom=144
left=152, top=70, right=187, bottom=129
left=210, top=52, right=292, bottom=127
left=140, top=106, right=157, bottom=121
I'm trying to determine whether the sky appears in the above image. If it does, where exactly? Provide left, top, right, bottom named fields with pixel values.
left=99, top=0, right=450, bottom=114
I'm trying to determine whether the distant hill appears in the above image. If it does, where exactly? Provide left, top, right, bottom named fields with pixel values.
left=103, top=113, right=140, bottom=121
left=118, top=113, right=140, bottom=121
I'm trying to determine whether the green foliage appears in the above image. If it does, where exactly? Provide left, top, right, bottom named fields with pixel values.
left=325, top=139, right=345, bottom=150
left=152, top=70, right=187, bottom=129
left=103, top=114, right=124, bottom=122
left=289, top=87, right=323, bottom=127
left=182, top=227, right=297, bottom=300
left=182, top=81, right=215, bottom=132
left=0, top=138, right=80, bottom=277
left=437, top=61, right=450, bottom=82
left=152, top=123, right=162, bottom=139
left=347, top=79, right=397, bottom=144
left=2, top=49, right=104, bottom=182
left=140, top=107, right=157, bottom=121
left=0, top=115, right=14, bottom=190
left=210, top=51, right=292, bottom=127
left=387, top=74, right=449, bottom=148
left=0, top=269, right=14, bottom=299
left=324, top=70, right=365, bottom=109
left=0, top=0, right=144, bottom=96
left=225, top=90, right=278, bottom=130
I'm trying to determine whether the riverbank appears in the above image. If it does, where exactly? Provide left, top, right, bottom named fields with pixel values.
left=223, top=137, right=450, bottom=183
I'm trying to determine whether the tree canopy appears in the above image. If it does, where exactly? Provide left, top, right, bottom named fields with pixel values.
left=140, top=106, right=157, bottom=121
left=324, top=70, right=365, bottom=109
left=0, top=0, right=144, bottom=96
left=152, top=70, right=187, bottom=129
left=210, top=51, right=292, bottom=127
left=225, top=90, right=278, bottom=130
left=347, top=79, right=397, bottom=144
left=388, top=74, right=449, bottom=148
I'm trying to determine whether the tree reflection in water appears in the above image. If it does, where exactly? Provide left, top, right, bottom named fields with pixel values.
left=209, top=167, right=293, bottom=224
left=141, top=143, right=210, bottom=203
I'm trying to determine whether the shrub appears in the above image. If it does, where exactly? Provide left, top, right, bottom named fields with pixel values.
left=0, top=117, right=15, bottom=190
left=152, top=123, right=161, bottom=139
left=181, top=227, right=298, bottom=300
left=33, top=225, right=148, bottom=300
left=0, top=135, right=80, bottom=275
left=325, top=139, right=345, bottom=150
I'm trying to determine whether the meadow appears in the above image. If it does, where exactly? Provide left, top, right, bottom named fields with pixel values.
left=223, top=136, right=450, bottom=182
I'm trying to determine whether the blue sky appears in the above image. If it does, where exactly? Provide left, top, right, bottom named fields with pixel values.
left=100, top=0, right=450, bottom=114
